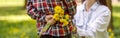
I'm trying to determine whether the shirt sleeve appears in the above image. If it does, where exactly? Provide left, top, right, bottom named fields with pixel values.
left=87, top=9, right=111, bottom=33
left=73, top=5, right=83, bottom=26
left=26, top=0, right=46, bottom=21
left=77, top=7, right=111, bottom=37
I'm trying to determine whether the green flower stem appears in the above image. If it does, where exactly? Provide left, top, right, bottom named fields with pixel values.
left=38, top=22, right=51, bottom=38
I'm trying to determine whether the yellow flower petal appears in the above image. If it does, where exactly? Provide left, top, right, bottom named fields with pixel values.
left=73, top=27, right=76, bottom=32
left=54, top=5, right=62, bottom=14
left=60, top=19, right=63, bottom=23
left=111, top=32, right=114, bottom=36
left=63, top=20, right=69, bottom=26
left=59, top=14, right=64, bottom=18
left=65, top=14, right=69, bottom=20
left=60, top=9, right=64, bottom=15
left=53, top=14, right=59, bottom=21
left=108, top=28, right=112, bottom=32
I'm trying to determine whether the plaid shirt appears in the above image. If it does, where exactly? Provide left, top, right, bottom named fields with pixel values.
left=27, top=0, right=76, bottom=36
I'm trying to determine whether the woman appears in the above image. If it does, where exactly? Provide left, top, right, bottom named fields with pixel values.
left=73, top=0, right=111, bottom=38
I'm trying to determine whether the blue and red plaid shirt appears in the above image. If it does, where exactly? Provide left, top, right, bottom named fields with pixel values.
left=27, top=0, right=76, bottom=36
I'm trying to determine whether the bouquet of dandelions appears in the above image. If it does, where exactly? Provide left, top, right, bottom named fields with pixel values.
left=38, top=5, right=69, bottom=38
left=53, top=5, right=70, bottom=26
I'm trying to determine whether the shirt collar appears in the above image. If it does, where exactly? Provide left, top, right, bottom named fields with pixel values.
left=82, top=1, right=99, bottom=11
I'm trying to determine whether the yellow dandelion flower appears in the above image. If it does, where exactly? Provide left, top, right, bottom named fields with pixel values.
left=59, top=14, right=64, bottom=18
left=73, top=27, right=76, bottom=32
left=60, top=19, right=65, bottom=23
left=111, top=32, right=114, bottom=36
left=13, top=29, right=19, bottom=33
left=53, top=14, right=59, bottom=21
left=109, top=36, right=113, bottom=38
left=65, top=14, right=69, bottom=20
left=9, top=28, right=20, bottom=34
left=63, top=20, right=69, bottom=26
left=108, top=28, right=112, bottom=32
left=54, top=5, right=62, bottom=14
left=109, top=35, right=114, bottom=38
left=60, top=9, right=64, bottom=15
left=109, top=32, right=114, bottom=38
left=12, top=28, right=19, bottom=34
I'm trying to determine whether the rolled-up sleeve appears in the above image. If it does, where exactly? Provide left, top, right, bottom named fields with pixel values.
left=26, top=0, right=46, bottom=22
left=26, top=0, right=37, bottom=19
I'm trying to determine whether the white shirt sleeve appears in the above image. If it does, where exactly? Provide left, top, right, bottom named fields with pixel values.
left=73, top=5, right=83, bottom=26
left=88, top=10, right=111, bottom=32
left=77, top=7, right=111, bottom=37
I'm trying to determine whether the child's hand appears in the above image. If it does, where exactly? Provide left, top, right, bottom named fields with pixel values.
left=45, top=15, right=56, bottom=25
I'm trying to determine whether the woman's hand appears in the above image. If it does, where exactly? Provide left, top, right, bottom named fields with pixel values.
left=45, top=15, right=56, bottom=25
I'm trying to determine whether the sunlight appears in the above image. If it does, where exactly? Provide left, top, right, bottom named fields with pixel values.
left=0, top=0, right=24, bottom=7
left=112, top=2, right=120, bottom=7
left=113, top=12, right=120, bottom=18
left=0, top=15, right=33, bottom=22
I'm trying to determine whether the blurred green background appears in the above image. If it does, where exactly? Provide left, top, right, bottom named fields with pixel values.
left=0, top=0, right=120, bottom=38
left=0, top=0, right=37, bottom=38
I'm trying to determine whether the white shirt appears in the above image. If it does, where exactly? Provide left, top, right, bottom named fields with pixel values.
left=73, top=2, right=111, bottom=38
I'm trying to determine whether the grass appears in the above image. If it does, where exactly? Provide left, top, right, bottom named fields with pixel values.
left=0, top=0, right=120, bottom=38
left=0, top=6, right=25, bottom=15
left=0, top=20, right=37, bottom=38
left=0, top=10, right=37, bottom=38
left=0, top=6, right=37, bottom=38
left=0, top=0, right=37, bottom=38
left=112, top=4, right=120, bottom=38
